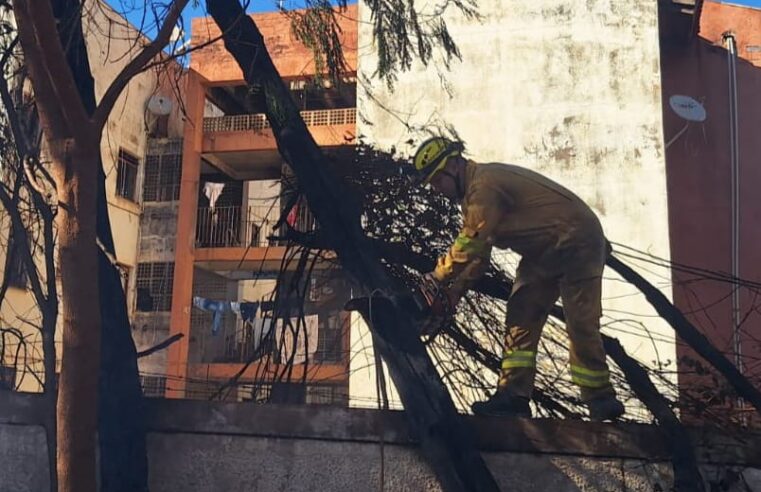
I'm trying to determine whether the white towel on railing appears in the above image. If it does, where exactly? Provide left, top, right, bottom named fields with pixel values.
left=203, top=182, right=225, bottom=210
left=276, top=315, right=318, bottom=365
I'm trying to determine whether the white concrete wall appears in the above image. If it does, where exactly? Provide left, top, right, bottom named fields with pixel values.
left=353, top=0, right=674, bottom=408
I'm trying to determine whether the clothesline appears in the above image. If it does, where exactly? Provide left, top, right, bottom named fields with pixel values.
left=192, top=296, right=259, bottom=335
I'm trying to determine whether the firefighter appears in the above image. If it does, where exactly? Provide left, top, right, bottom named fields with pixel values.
left=411, top=136, right=625, bottom=421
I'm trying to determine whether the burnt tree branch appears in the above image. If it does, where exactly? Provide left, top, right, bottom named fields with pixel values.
left=606, top=253, right=761, bottom=415
left=207, top=2, right=499, bottom=490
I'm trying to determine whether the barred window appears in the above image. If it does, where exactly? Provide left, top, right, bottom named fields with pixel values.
left=143, top=152, right=181, bottom=202
left=140, top=375, right=166, bottom=398
left=314, top=312, right=343, bottom=363
left=306, top=384, right=347, bottom=406
left=116, top=148, right=140, bottom=202
left=136, top=262, right=174, bottom=312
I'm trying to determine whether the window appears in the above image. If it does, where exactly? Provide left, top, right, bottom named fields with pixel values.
left=143, top=152, right=182, bottom=202
left=140, top=375, right=166, bottom=398
left=135, top=262, right=174, bottom=312
left=6, top=229, right=27, bottom=288
left=315, top=313, right=344, bottom=363
left=116, top=148, right=139, bottom=202
left=307, top=384, right=347, bottom=406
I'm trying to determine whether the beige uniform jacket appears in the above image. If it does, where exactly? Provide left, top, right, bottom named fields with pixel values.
left=433, top=161, right=605, bottom=296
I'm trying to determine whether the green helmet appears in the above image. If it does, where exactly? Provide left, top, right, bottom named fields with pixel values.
left=412, top=137, right=464, bottom=184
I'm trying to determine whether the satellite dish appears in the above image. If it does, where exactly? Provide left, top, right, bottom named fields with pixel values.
left=147, top=95, right=173, bottom=116
left=669, top=95, right=707, bottom=122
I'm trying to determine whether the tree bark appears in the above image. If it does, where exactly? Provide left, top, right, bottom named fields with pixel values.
left=49, top=138, right=102, bottom=492
left=50, top=1, right=150, bottom=487
left=602, top=337, right=705, bottom=491
left=14, top=0, right=175, bottom=487
left=207, top=2, right=499, bottom=490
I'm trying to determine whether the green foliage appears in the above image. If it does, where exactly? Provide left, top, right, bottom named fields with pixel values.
left=286, top=0, right=349, bottom=84
left=366, top=0, right=479, bottom=87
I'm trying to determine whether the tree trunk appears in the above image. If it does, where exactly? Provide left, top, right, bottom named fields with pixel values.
left=207, top=3, right=499, bottom=490
left=42, top=300, right=58, bottom=492
left=51, top=1, right=149, bottom=488
left=50, top=139, right=101, bottom=492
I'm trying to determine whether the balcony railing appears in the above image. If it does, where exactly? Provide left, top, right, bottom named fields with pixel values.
left=196, top=203, right=316, bottom=249
left=202, top=107, right=357, bottom=133
left=192, top=308, right=344, bottom=365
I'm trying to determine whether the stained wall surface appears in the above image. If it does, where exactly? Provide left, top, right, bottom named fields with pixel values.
left=353, top=0, right=673, bottom=406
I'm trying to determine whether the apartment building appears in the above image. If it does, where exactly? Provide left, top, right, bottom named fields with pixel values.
left=0, top=3, right=185, bottom=392
left=130, top=6, right=359, bottom=403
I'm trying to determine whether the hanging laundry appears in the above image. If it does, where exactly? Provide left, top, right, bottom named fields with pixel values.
left=286, top=199, right=299, bottom=227
left=239, top=302, right=259, bottom=323
left=248, top=317, right=273, bottom=358
left=193, top=296, right=266, bottom=337
left=277, top=314, right=318, bottom=365
left=203, top=182, right=226, bottom=211
left=193, top=296, right=236, bottom=335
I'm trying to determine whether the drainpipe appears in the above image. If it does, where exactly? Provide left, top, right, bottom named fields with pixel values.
left=723, top=32, right=743, bottom=417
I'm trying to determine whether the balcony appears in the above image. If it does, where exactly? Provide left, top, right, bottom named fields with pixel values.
left=193, top=204, right=329, bottom=272
left=201, top=108, right=357, bottom=180
left=187, top=270, right=351, bottom=388
left=196, top=204, right=315, bottom=248
left=203, top=108, right=356, bottom=133
left=189, top=309, right=346, bottom=366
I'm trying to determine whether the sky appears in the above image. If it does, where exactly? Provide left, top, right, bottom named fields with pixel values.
left=112, top=0, right=761, bottom=49
left=114, top=0, right=346, bottom=44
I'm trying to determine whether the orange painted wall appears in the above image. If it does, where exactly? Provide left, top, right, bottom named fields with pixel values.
left=191, top=4, right=358, bottom=83
left=700, top=1, right=761, bottom=67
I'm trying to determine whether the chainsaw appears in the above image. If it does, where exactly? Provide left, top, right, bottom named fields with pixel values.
left=344, top=273, right=454, bottom=340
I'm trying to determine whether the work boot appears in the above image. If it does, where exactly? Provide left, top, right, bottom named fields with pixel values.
left=587, top=395, right=625, bottom=421
left=471, top=392, right=531, bottom=418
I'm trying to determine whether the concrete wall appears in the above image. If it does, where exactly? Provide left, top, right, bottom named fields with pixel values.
left=1, top=393, right=760, bottom=491
left=353, top=0, right=674, bottom=405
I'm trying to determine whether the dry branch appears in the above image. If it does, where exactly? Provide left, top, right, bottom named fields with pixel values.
left=207, top=2, right=499, bottom=489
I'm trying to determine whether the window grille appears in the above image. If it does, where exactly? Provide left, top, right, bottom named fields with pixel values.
left=306, top=384, right=347, bottom=406
left=315, top=312, right=343, bottom=363
left=116, top=148, right=139, bottom=202
left=143, top=153, right=182, bottom=202
left=140, top=375, right=166, bottom=397
left=135, top=262, right=174, bottom=312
